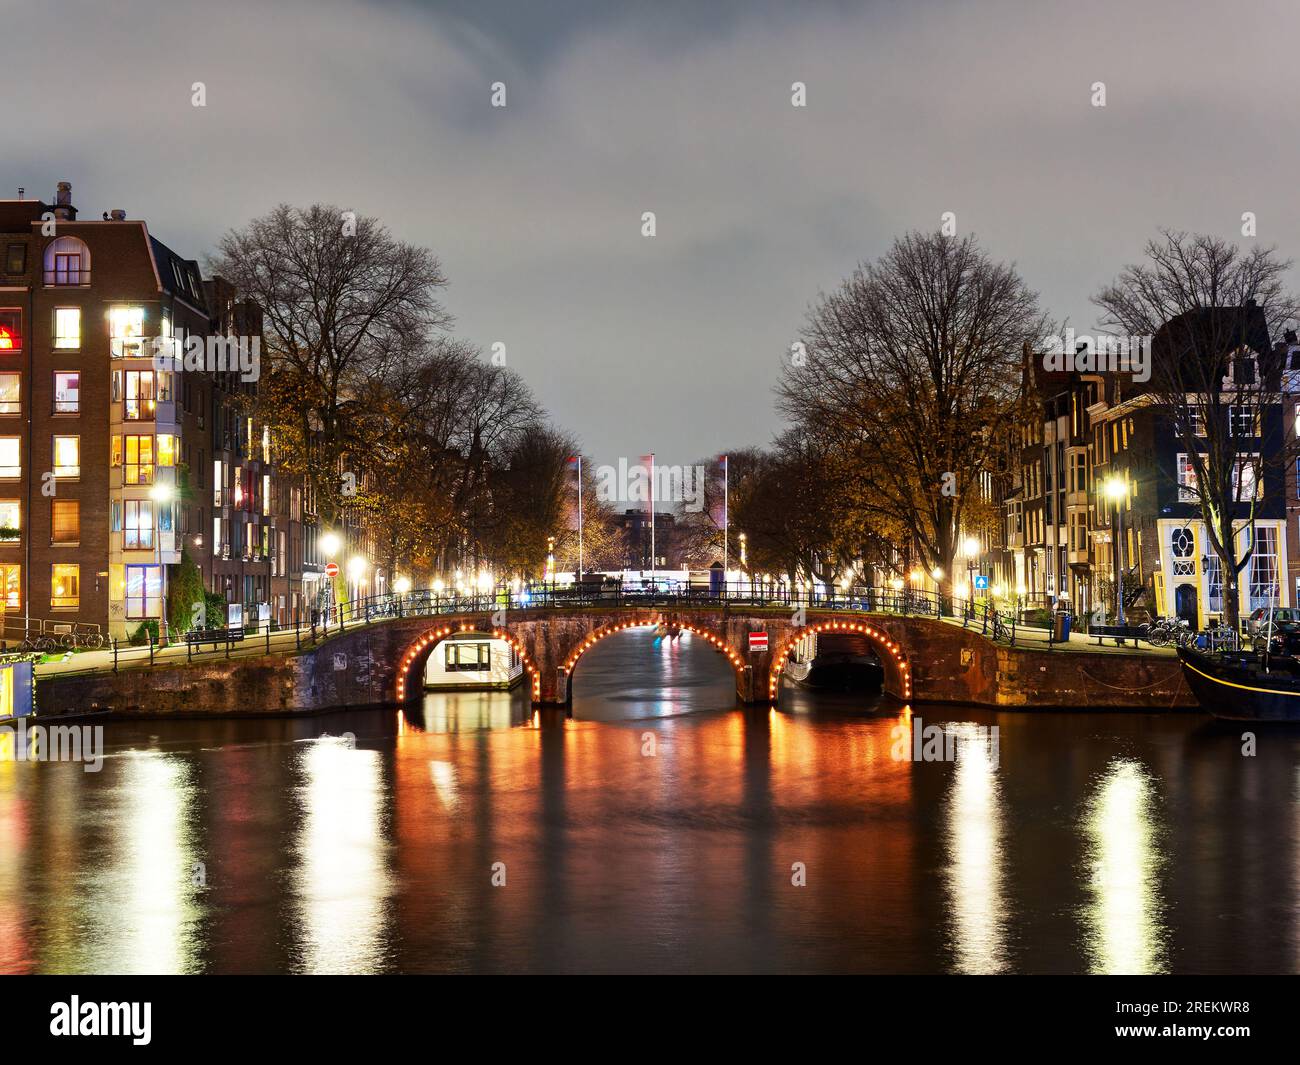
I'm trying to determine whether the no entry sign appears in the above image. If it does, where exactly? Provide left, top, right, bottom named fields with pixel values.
left=324, top=561, right=339, bottom=578
left=748, top=631, right=769, bottom=652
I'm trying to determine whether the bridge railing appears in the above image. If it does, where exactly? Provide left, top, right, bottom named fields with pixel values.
left=34, top=581, right=1036, bottom=680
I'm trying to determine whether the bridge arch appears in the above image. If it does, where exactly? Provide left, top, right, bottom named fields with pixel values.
left=394, top=623, right=541, bottom=704
left=559, top=620, right=745, bottom=701
left=768, top=619, right=911, bottom=703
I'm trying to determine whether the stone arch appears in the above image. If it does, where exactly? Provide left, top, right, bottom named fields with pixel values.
left=394, top=623, right=541, bottom=703
left=559, top=619, right=745, bottom=701
left=768, top=619, right=911, bottom=702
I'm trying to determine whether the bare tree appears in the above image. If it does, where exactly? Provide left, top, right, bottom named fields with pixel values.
left=1094, top=230, right=1299, bottom=630
left=779, top=231, right=1046, bottom=597
left=209, top=203, right=451, bottom=525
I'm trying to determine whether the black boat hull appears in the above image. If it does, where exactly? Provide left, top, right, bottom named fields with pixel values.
left=1177, top=646, right=1300, bottom=721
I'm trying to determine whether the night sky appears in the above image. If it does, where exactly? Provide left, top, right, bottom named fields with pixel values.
left=9, top=0, right=1298, bottom=471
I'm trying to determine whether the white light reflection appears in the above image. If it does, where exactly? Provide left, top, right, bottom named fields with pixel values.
left=943, top=722, right=1007, bottom=973
left=291, top=737, right=393, bottom=973
left=105, top=752, right=202, bottom=973
left=1081, top=758, right=1168, bottom=974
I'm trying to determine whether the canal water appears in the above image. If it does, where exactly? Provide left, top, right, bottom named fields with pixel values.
left=1, top=627, right=1297, bottom=974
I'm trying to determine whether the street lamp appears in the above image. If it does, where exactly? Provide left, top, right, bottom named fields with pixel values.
left=349, top=555, right=367, bottom=606
left=394, top=576, right=411, bottom=596
left=320, top=531, right=340, bottom=559
left=961, top=535, right=980, bottom=616
left=1104, top=476, right=1128, bottom=625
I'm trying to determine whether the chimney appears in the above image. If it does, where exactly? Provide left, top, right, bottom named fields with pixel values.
left=110, top=209, right=126, bottom=221
left=53, top=181, right=76, bottom=221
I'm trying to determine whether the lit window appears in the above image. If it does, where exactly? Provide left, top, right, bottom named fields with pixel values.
left=44, top=237, right=90, bottom=286
left=53, top=371, right=79, bottom=414
left=124, top=500, right=154, bottom=550
left=0, top=373, right=19, bottom=415
left=52, top=435, right=79, bottom=478
left=0, top=564, right=19, bottom=608
left=263, top=473, right=271, bottom=516
left=0, top=499, right=18, bottom=542
left=51, top=499, right=79, bottom=544
left=125, top=564, right=161, bottom=618
left=156, top=434, right=177, bottom=467
left=0, top=309, right=20, bottom=351
left=108, top=306, right=144, bottom=339
left=123, top=370, right=156, bottom=420
left=0, top=437, right=18, bottom=478
left=51, top=563, right=79, bottom=609
left=213, top=459, right=223, bottom=507
left=54, top=308, right=81, bottom=349
left=124, top=435, right=153, bottom=485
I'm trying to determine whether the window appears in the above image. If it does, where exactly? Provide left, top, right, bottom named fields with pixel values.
left=123, top=370, right=156, bottom=420
left=1233, top=454, right=1261, bottom=502
left=53, top=308, right=80, bottom=349
left=51, top=564, right=79, bottom=609
left=0, top=564, right=19, bottom=608
left=4, top=244, right=25, bottom=275
left=445, top=641, right=491, bottom=671
left=263, top=474, right=271, bottom=516
left=0, top=437, right=18, bottom=478
left=1186, top=406, right=1206, bottom=438
left=44, top=237, right=90, bottom=286
left=52, top=435, right=79, bottom=478
left=1206, top=552, right=1223, bottom=614
left=124, top=500, right=154, bottom=549
left=53, top=371, right=79, bottom=414
left=51, top=500, right=79, bottom=544
left=108, top=306, right=144, bottom=338
left=0, top=309, right=20, bottom=352
left=1230, top=406, right=1259, bottom=437
left=125, top=564, right=162, bottom=618
left=0, top=500, right=18, bottom=542
left=124, top=435, right=154, bottom=485
left=1171, top=526, right=1195, bottom=576
left=213, top=459, right=223, bottom=507
left=1249, top=526, right=1280, bottom=610
left=156, top=434, right=176, bottom=468
left=1176, top=453, right=1199, bottom=503
left=0, top=373, right=18, bottom=415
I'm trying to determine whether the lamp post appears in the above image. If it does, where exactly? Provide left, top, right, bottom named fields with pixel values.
left=320, top=531, right=340, bottom=623
left=961, top=535, right=980, bottom=618
left=1104, top=476, right=1127, bottom=625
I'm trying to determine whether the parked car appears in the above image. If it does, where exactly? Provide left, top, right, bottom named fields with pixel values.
left=1246, top=607, right=1300, bottom=637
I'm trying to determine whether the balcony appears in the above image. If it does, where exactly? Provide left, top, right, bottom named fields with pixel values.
left=110, top=335, right=159, bottom=359
left=43, top=270, right=91, bottom=287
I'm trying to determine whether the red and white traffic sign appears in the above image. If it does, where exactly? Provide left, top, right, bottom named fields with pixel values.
left=324, top=561, right=340, bottom=578
left=748, top=631, right=769, bottom=652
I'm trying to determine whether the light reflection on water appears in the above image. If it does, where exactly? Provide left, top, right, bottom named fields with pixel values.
left=1081, top=758, right=1169, bottom=974
left=0, top=629, right=1297, bottom=974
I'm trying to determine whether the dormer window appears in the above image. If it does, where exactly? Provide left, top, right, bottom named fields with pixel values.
left=43, top=236, right=91, bottom=286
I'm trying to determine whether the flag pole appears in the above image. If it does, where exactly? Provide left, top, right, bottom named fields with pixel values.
left=650, top=452, right=656, bottom=580
left=722, top=455, right=728, bottom=593
left=577, top=455, right=583, bottom=578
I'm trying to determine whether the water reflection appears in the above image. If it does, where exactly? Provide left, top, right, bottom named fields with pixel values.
left=943, top=722, right=1007, bottom=974
left=290, top=737, right=394, bottom=973
left=1081, top=758, right=1169, bottom=974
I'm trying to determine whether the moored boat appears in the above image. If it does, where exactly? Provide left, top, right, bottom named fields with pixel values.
left=1177, top=645, right=1300, bottom=721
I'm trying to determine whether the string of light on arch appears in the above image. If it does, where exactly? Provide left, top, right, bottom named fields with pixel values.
left=560, top=621, right=744, bottom=675
left=395, top=624, right=541, bottom=702
left=768, top=620, right=910, bottom=701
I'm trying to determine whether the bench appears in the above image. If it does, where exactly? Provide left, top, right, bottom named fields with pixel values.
left=1088, top=624, right=1145, bottom=648
left=186, top=627, right=245, bottom=648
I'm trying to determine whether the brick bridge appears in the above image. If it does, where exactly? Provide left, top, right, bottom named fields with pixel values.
left=305, top=605, right=979, bottom=707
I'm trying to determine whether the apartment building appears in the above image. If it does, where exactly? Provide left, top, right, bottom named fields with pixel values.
left=0, top=181, right=313, bottom=640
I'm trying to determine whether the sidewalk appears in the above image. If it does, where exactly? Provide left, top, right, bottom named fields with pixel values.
left=936, top=612, right=1177, bottom=656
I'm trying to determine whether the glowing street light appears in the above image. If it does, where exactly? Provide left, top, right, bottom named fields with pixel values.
left=394, top=576, right=411, bottom=595
left=320, top=531, right=340, bottom=558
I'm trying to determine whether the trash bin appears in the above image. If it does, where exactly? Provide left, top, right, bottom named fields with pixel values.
left=1053, top=613, right=1071, bottom=642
